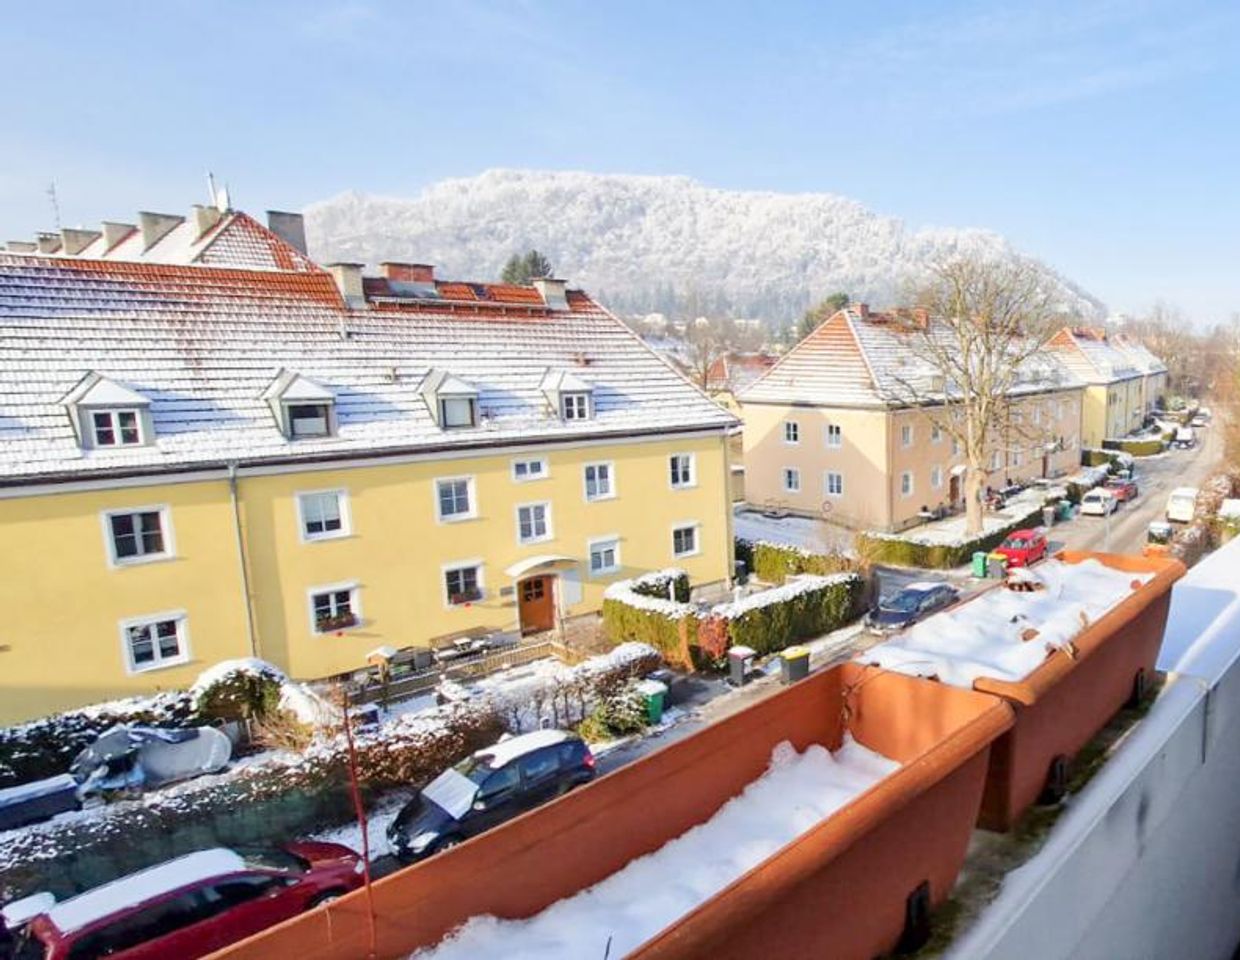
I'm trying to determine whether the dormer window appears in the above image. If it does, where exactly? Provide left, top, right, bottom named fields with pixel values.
left=61, top=372, right=154, bottom=450
left=262, top=369, right=337, bottom=440
left=561, top=392, right=591, bottom=421
left=419, top=369, right=480, bottom=431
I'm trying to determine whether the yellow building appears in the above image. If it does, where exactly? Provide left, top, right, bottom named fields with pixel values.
left=738, top=306, right=1085, bottom=532
left=1046, top=328, right=1150, bottom=448
left=0, top=209, right=735, bottom=723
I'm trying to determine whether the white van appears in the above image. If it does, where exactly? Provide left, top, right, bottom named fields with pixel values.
left=1174, top=426, right=1196, bottom=449
left=1166, top=487, right=1199, bottom=523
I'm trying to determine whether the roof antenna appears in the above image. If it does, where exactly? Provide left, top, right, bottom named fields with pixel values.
left=206, top=171, right=230, bottom=212
left=206, top=171, right=218, bottom=206
left=46, top=181, right=62, bottom=230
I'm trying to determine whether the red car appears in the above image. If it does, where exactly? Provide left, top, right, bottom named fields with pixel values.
left=993, top=528, right=1049, bottom=568
left=12, top=843, right=362, bottom=959
left=1104, top=476, right=1140, bottom=503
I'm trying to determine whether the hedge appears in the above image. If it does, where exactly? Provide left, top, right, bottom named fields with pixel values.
left=735, top=538, right=854, bottom=584
left=602, top=570, right=698, bottom=665
left=856, top=507, right=1044, bottom=569
left=709, top=574, right=864, bottom=657
left=1081, top=448, right=1115, bottom=467
left=1102, top=437, right=1165, bottom=457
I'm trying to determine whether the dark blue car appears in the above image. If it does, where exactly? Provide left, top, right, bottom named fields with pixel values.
left=864, top=582, right=959, bottom=633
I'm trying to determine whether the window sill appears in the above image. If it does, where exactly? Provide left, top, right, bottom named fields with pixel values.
left=437, top=513, right=479, bottom=524
left=673, top=550, right=702, bottom=560
left=127, top=656, right=192, bottom=676
left=670, top=483, right=698, bottom=491
left=111, top=553, right=177, bottom=570
left=518, top=536, right=555, bottom=547
left=302, top=531, right=353, bottom=544
left=585, top=493, right=617, bottom=503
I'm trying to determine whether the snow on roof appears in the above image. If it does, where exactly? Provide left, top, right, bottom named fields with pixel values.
left=46, top=848, right=245, bottom=933
left=0, top=253, right=734, bottom=484
left=861, top=559, right=1153, bottom=687
left=1046, top=328, right=1145, bottom=385
left=474, top=728, right=571, bottom=767
left=740, top=308, right=1082, bottom=408
left=60, top=372, right=150, bottom=408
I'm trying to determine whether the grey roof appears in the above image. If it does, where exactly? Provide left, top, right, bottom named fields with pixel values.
left=0, top=255, right=734, bottom=485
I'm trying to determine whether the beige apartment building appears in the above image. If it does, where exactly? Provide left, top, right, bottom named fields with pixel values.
left=1046, top=328, right=1153, bottom=448
left=738, top=306, right=1085, bottom=532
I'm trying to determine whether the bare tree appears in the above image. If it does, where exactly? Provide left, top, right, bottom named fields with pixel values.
left=682, top=318, right=729, bottom=389
left=884, top=256, right=1067, bottom=536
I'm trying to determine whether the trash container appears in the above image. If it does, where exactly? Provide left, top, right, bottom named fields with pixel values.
left=781, top=646, right=811, bottom=685
left=728, top=645, right=757, bottom=687
left=635, top=678, right=668, bottom=724
left=987, top=552, right=1009, bottom=578
left=1042, top=506, right=1056, bottom=527
left=972, top=551, right=990, bottom=578
left=1056, top=500, right=1073, bottom=521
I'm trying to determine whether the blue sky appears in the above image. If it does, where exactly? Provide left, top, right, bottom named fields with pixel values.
left=2, top=0, right=1237, bottom=323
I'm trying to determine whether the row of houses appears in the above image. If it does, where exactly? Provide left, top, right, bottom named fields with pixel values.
left=715, top=307, right=1167, bottom=530
left=0, top=201, right=736, bottom=723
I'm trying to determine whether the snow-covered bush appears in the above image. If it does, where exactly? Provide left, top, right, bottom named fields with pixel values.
left=581, top=680, right=649, bottom=740
left=627, top=568, right=691, bottom=603
left=856, top=508, right=1043, bottom=569
left=736, top=537, right=855, bottom=584
left=708, top=573, right=864, bottom=656
left=603, top=571, right=698, bottom=666
left=190, top=659, right=287, bottom=723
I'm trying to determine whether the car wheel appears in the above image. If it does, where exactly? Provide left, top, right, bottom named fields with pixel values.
left=307, top=889, right=347, bottom=910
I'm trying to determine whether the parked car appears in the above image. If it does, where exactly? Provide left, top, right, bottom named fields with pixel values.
left=387, top=729, right=596, bottom=863
left=1079, top=489, right=1119, bottom=516
left=1166, top=487, right=1199, bottom=524
left=1103, top=476, right=1140, bottom=503
left=992, top=528, right=1049, bottom=568
left=864, top=582, right=960, bottom=633
left=7, top=843, right=362, bottom=959
left=1190, top=414, right=1208, bottom=428
left=1173, top=426, right=1196, bottom=449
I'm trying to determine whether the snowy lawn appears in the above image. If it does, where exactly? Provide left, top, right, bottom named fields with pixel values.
left=860, top=559, right=1153, bottom=687
left=871, top=488, right=1047, bottom=549
left=733, top=509, right=853, bottom=555
left=411, top=737, right=898, bottom=960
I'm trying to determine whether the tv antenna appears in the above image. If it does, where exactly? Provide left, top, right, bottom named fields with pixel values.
left=46, top=182, right=62, bottom=230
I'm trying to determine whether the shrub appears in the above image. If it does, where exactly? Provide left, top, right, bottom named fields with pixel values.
left=602, top=570, right=698, bottom=666
left=628, top=568, right=690, bottom=603
left=709, top=574, right=864, bottom=657
left=1081, top=448, right=1114, bottom=467
left=190, top=659, right=286, bottom=724
left=1101, top=438, right=1165, bottom=457
left=855, top=508, right=1043, bottom=570
left=736, top=538, right=855, bottom=584
left=580, top=681, right=649, bottom=739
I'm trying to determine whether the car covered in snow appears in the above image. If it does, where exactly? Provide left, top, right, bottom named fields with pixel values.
left=1173, top=426, right=1196, bottom=449
left=1079, top=489, right=1119, bottom=516
left=1103, top=476, right=1140, bottom=503
left=387, top=729, right=595, bottom=863
left=864, top=582, right=960, bottom=633
left=5, top=843, right=362, bottom=959
left=992, top=528, right=1049, bottom=568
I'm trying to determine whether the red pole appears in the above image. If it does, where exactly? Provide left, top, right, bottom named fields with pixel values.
left=341, top=687, right=378, bottom=959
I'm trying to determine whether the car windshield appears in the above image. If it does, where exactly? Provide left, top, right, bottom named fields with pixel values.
left=880, top=591, right=925, bottom=613
left=453, top=755, right=497, bottom=785
left=1002, top=538, right=1026, bottom=549
left=237, top=847, right=309, bottom=873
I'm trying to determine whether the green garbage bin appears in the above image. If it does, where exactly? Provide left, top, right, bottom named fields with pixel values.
left=781, top=646, right=811, bottom=685
left=636, top=679, right=668, bottom=724
left=972, top=550, right=990, bottom=578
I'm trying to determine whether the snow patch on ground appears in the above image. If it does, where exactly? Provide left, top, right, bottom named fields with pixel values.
left=411, top=737, right=899, bottom=960
left=860, top=559, right=1153, bottom=687
left=733, top=509, right=851, bottom=555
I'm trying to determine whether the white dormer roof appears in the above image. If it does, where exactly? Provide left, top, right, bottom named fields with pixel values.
left=262, top=369, right=335, bottom=404
left=61, top=372, right=150, bottom=408
left=539, top=369, right=594, bottom=395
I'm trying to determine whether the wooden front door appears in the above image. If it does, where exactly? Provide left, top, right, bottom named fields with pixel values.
left=518, top=576, right=555, bottom=635
left=949, top=474, right=961, bottom=506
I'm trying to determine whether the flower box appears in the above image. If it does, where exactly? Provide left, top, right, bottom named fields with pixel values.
left=209, top=661, right=1013, bottom=960
left=315, top=612, right=357, bottom=632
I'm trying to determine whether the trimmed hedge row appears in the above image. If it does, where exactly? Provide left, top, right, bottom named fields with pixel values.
left=1102, top=437, right=1166, bottom=457
left=856, top=507, right=1044, bottom=569
left=735, top=538, right=854, bottom=584
left=716, top=575, right=864, bottom=656
left=601, top=599, right=698, bottom=666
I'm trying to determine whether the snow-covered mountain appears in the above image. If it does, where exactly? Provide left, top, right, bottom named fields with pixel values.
left=304, top=170, right=1104, bottom=323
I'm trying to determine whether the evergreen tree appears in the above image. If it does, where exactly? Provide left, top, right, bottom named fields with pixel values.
left=499, top=249, right=555, bottom=284
left=796, top=291, right=850, bottom=341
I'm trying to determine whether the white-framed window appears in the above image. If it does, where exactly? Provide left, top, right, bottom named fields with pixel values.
left=1013, top=448, right=1023, bottom=468
left=588, top=536, right=621, bottom=576
left=990, top=450, right=1002, bottom=470
left=297, top=490, right=349, bottom=542
left=825, top=423, right=842, bottom=448
left=584, top=461, right=615, bottom=501
left=511, top=457, right=548, bottom=482
left=91, top=409, right=143, bottom=447
left=783, top=421, right=800, bottom=444
left=309, top=583, right=360, bottom=633
left=901, top=424, right=914, bottom=447
left=669, top=453, right=696, bottom=489
left=931, top=465, right=943, bottom=489
left=930, top=424, right=943, bottom=443
left=900, top=471, right=914, bottom=497
left=783, top=467, right=801, bottom=493
left=103, top=506, right=172, bottom=565
left=1032, top=406, right=1041, bottom=425
left=435, top=476, right=476, bottom=522
left=825, top=471, right=843, bottom=496
left=517, top=502, right=552, bottom=544
left=440, top=396, right=477, bottom=429
left=951, top=437, right=961, bottom=457
left=120, top=612, right=188, bottom=673
left=287, top=403, right=332, bottom=439
left=561, top=393, right=591, bottom=421
left=672, top=523, right=700, bottom=558
left=443, top=561, right=483, bottom=606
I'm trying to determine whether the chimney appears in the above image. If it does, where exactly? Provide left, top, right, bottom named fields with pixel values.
left=137, top=211, right=185, bottom=251
left=850, top=302, right=870, bottom=319
left=101, top=221, right=136, bottom=250
left=380, top=262, right=434, bottom=283
left=61, top=228, right=101, bottom=256
left=911, top=307, right=930, bottom=329
left=533, top=277, right=569, bottom=310
left=325, top=262, right=366, bottom=308
left=6, top=241, right=37, bottom=253
left=266, top=210, right=307, bottom=255
left=36, top=232, right=62, bottom=254
left=192, top=204, right=223, bottom=238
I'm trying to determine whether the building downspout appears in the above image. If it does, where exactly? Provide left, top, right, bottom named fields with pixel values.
left=722, top=428, right=736, bottom=586
left=228, top=462, right=259, bottom=659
